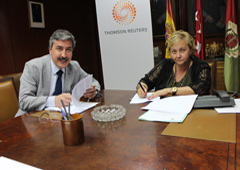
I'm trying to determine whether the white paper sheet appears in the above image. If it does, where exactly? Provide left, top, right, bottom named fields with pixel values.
left=0, top=156, right=42, bottom=170
left=141, top=95, right=198, bottom=113
left=215, top=99, right=240, bottom=113
left=72, top=75, right=92, bottom=105
left=45, top=75, right=99, bottom=114
left=45, top=102, right=99, bottom=114
left=130, top=92, right=160, bottom=104
left=139, top=95, right=198, bottom=123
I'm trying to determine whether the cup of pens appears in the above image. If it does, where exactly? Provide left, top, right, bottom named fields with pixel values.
left=61, top=114, right=84, bottom=146
left=60, top=100, right=84, bottom=146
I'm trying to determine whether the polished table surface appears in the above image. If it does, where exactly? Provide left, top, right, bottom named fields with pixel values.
left=0, top=90, right=239, bottom=170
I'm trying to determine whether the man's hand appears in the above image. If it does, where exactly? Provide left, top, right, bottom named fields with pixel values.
left=55, top=93, right=72, bottom=107
left=83, top=85, right=97, bottom=100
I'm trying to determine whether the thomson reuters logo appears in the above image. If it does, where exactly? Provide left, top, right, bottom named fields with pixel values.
left=112, top=0, right=136, bottom=25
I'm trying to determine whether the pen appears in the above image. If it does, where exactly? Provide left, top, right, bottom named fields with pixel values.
left=61, top=111, right=67, bottom=120
left=58, top=106, right=67, bottom=120
left=138, top=82, right=145, bottom=93
left=68, top=103, right=71, bottom=115
left=67, top=103, right=73, bottom=120
left=61, top=99, right=73, bottom=120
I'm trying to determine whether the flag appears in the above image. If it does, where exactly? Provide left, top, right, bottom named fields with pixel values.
left=195, top=0, right=205, bottom=60
left=165, top=0, right=176, bottom=58
left=224, top=0, right=240, bottom=92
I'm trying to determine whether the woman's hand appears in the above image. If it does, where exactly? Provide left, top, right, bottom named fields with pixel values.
left=137, top=83, right=148, bottom=98
left=148, top=88, right=171, bottom=100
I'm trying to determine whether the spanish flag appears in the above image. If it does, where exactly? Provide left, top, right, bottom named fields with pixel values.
left=165, top=0, right=176, bottom=58
left=224, top=0, right=240, bottom=92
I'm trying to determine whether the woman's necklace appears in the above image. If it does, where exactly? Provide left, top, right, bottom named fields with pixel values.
left=172, top=61, right=192, bottom=87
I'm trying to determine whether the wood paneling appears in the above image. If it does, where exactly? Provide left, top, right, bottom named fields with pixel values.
left=0, top=0, right=103, bottom=87
left=0, top=0, right=15, bottom=74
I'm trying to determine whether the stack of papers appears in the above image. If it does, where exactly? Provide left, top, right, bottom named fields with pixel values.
left=45, top=75, right=99, bottom=114
left=131, top=94, right=198, bottom=123
left=45, top=102, right=98, bottom=114
left=215, top=99, right=240, bottom=113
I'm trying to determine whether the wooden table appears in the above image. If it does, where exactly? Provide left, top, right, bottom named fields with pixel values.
left=0, top=90, right=239, bottom=170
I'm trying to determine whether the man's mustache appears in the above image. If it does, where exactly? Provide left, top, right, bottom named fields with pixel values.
left=58, top=57, right=69, bottom=61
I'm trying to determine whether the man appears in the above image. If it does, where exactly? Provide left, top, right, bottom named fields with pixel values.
left=16, top=29, right=100, bottom=117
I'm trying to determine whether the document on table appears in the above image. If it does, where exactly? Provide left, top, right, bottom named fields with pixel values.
left=215, top=99, right=240, bottom=113
left=139, top=110, right=189, bottom=123
left=130, top=92, right=160, bottom=104
left=45, top=74, right=99, bottom=114
left=0, top=156, right=42, bottom=170
left=139, top=95, right=198, bottom=123
left=45, top=102, right=99, bottom=114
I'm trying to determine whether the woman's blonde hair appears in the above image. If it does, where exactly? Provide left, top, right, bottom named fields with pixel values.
left=167, top=30, right=195, bottom=56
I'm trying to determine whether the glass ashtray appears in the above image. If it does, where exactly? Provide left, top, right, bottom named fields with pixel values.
left=91, top=104, right=126, bottom=122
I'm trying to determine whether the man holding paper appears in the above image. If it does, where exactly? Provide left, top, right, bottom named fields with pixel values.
left=16, top=29, right=100, bottom=117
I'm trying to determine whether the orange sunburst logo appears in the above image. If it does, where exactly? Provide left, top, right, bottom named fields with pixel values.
left=112, top=0, right=136, bottom=26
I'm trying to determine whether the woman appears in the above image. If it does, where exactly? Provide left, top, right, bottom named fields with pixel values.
left=137, top=30, right=211, bottom=99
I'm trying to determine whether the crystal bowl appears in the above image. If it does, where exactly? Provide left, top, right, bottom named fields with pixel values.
left=91, top=104, right=126, bottom=122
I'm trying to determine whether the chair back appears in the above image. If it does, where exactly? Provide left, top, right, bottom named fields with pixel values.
left=207, top=60, right=216, bottom=94
left=1, top=72, right=22, bottom=97
left=0, top=77, right=19, bottom=122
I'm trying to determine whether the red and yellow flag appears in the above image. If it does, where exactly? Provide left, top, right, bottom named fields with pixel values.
left=224, top=0, right=240, bottom=92
left=165, top=0, right=176, bottom=58
left=195, top=0, right=205, bottom=60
